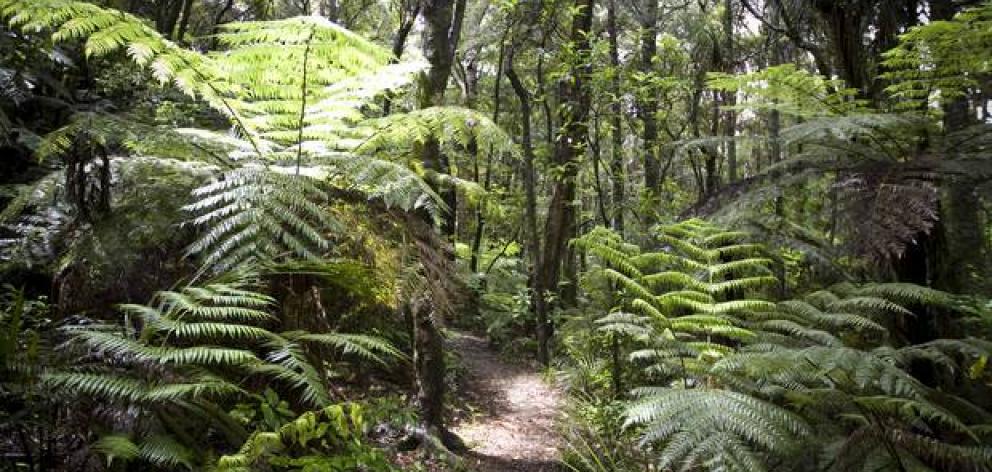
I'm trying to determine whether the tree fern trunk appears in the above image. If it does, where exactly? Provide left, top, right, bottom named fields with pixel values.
left=414, top=0, right=465, bottom=444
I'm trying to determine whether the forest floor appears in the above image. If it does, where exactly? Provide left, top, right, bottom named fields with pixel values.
left=449, top=331, right=565, bottom=472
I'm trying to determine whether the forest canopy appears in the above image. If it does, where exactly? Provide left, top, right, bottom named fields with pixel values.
left=0, top=0, right=991, bottom=471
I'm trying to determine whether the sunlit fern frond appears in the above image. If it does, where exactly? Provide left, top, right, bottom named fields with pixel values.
left=708, top=64, right=868, bottom=119
left=284, top=331, right=408, bottom=366
left=595, top=311, right=652, bottom=338
left=355, top=105, right=516, bottom=162
left=715, top=346, right=931, bottom=400
left=184, top=167, right=341, bottom=273
left=625, top=387, right=810, bottom=472
left=776, top=299, right=887, bottom=337
left=572, top=226, right=644, bottom=278
left=882, top=3, right=992, bottom=111
left=256, top=335, right=333, bottom=408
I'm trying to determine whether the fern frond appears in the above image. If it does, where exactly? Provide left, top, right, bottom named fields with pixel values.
left=596, top=311, right=653, bottom=338
left=285, top=331, right=406, bottom=366
left=185, top=168, right=339, bottom=272
left=625, top=388, right=810, bottom=471
left=92, top=435, right=140, bottom=465
left=137, top=435, right=195, bottom=470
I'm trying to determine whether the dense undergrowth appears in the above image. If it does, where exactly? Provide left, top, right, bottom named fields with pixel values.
left=554, top=220, right=992, bottom=471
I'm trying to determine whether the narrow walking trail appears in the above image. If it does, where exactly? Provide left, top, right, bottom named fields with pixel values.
left=448, top=332, right=564, bottom=472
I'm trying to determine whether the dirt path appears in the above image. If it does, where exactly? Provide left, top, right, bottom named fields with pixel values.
left=448, top=332, right=564, bottom=472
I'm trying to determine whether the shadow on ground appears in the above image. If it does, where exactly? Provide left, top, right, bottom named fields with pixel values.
left=461, top=450, right=566, bottom=472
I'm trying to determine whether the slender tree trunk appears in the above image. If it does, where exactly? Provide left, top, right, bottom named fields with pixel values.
left=608, top=0, right=625, bottom=397
left=723, top=0, right=738, bottom=182
left=589, top=119, right=610, bottom=226
left=382, top=2, right=421, bottom=115
left=608, top=0, right=625, bottom=235
left=768, top=29, right=786, bottom=218
left=537, top=45, right=554, bottom=148
left=506, top=61, right=545, bottom=355
left=208, top=0, right=235, bottom=48
left=637, top=0, right=660, bottom=202
left=535, top=0, right=595, bottom=365
left=160, top=0, right=184, bottom=38
left=470, top=36, right=506, bottom=273
left=175, top=0, right=194, bottom=42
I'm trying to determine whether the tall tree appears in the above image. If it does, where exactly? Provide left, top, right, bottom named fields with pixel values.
left=412, top=0, right=466, bottom=445
left=608, top=0, right=625, bottom=234
left=722, top=0, right=737, bottom=182
left=637, top=0, right=661, bottom=204
left=506, top=53, right=544, bottom=362
left=535, top=0, right=596, bottom=364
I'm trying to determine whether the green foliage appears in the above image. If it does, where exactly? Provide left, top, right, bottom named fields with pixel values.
left=0, top=0, right=459, bottom=276
left=185, top=168, right=340, bottom=273
left=217, top=403, right=394, bottom=471
left=560, top=395, right=647, bottom=472
left=572, top=220, right=775, bottom=380
left=570, top=219, right=992, bottom=472
left=883, top=3, right=992, bottom=111
left=626, top=387, right=809, bottom=471
left=708, top=64, right=868, bottom=118
left=356, top=105, right=516, bottom=179
left=712, top=341, right=992, bottom=472
left=51, top=279, right=402, bottom=469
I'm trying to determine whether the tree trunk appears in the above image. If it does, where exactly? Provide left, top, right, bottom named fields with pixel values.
left=608, top=0, right=625, bottom=235
left=413, top=0, right=465, bottom=443
left=637, top=0, right=660, bottom=200
left=470, top=36, right=506, bottom=274
left=723, top=0, right=738, bottom=182
left=506, top=60, right=545, bottom=369
left=412, top=298, right=445, bottom=431
left=383, top=0, right=421, bottom=115
left=890, top=0, right=987, bottom=294
left=608, top=0, right=625, bottom=397
left=535, top=0, right=595, bottom=365
left=926, top=0, right=987, bottom=294
left=158, top=0, right=184, bottom=38
left=175, top=0, right=194, bottom=42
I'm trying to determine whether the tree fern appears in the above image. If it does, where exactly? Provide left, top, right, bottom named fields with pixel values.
left=882, top=2, right=992, bottom=112
left=573, top=220, right=775, bottom=385
left=51, top=280, right=403, bottom=468
left=712, top=345, right=992, bottom=471
left=574, top=217, right=992, bottom=471
left=184, top=168, right=341, bottom=273
left=0, top=0, right=455, bottom=277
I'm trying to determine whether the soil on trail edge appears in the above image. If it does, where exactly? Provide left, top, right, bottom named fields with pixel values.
left=448, top=332, right=565, bottom=472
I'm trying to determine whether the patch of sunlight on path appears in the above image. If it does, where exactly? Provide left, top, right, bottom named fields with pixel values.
left=449, top=332, right=565, bottom=472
